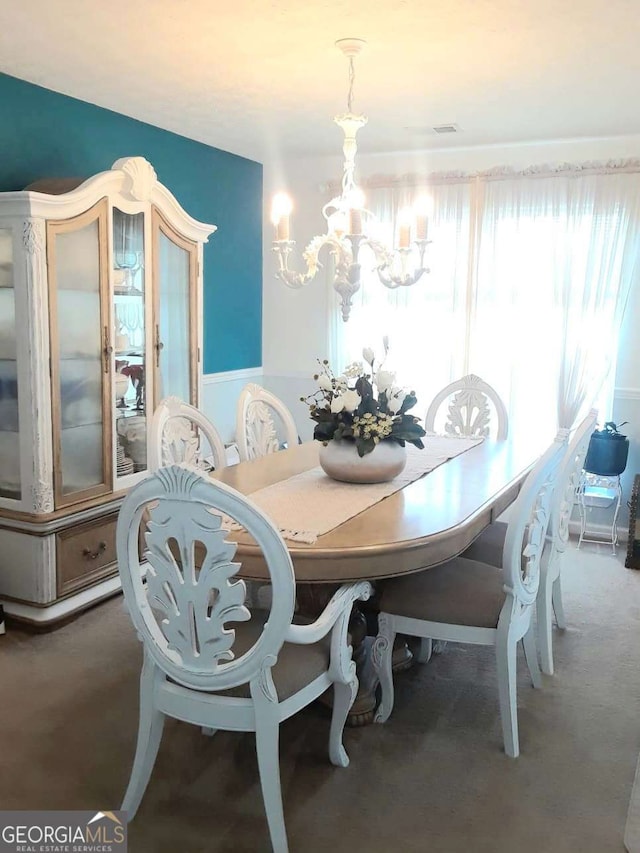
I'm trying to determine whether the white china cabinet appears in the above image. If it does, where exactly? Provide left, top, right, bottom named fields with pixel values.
left=0, top=157, right=215, bottom=624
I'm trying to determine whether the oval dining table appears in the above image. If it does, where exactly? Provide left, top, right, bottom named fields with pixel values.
left=212, top=435, right=544, bottom=723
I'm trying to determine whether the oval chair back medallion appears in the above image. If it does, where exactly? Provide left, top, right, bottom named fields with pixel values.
left=117, top=464, right=296, bottom=693
left=236, top=383, right=299, bottom=462
left=425, top=374, right=509, bottom=440
left=149, top=396, right=227, bottom=473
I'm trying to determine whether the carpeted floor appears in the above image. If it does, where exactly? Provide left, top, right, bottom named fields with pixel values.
left=2, top=540, right=639, bottom=853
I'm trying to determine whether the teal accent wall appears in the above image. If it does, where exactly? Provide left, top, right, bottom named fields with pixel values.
left=0, top=72, right=262, bottom=374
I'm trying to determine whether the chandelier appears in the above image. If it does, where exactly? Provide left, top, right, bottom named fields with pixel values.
left=271, top=38, right=431, bottom=322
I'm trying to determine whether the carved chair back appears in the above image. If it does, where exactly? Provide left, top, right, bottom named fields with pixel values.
left=236, top=383, right=298, bottom=462
left=116, top=465, right=296, bottom=692
left=501, top=435, right=567, bottom=613
left=149, top=396, right=227, bottom=473
left=425, top=374, right=509, bottom=439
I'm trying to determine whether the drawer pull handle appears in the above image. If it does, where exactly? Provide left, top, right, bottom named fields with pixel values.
left=82, top=541, right=107, bottom=560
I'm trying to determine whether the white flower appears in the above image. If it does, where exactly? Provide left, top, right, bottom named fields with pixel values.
left=330, top=394, right=345, bottom=413
left=342, top=389, right=361, bottom=413
left=362, top=347, right=375, bottom=367
left=375, top=369, right=396, bottom=393
left=387, top=386, right=406, bottom=414
left=335, top=374, right=348, bottom=389
left=318, top=374, right=333, bottom=391
left=382, top=335, right=390, bottom=355
left=344, top=361, right=364, bottom=379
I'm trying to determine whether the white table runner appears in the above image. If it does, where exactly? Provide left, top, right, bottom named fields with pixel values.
left=226, top=435, right=483, bottom=544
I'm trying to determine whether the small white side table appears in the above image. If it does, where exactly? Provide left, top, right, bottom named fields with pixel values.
left=577, top=471, right=623, bottom=553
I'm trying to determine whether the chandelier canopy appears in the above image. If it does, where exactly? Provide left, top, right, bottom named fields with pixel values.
left=271, top=38, right=432, bottom=322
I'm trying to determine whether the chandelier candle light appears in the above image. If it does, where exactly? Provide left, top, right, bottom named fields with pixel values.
left=271, top=38, right=432, bottom=322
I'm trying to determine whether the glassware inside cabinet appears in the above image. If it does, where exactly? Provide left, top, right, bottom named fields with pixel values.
left=113, top=209, right=147, bottom=479
left=0, top=228, right=20, bottom=499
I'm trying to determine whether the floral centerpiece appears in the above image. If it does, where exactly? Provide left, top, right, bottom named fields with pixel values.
left=303, top=342, right=426, bottom=483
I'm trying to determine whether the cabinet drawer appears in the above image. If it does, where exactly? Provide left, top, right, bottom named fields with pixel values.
left=56, top=514, right=119, bottom=597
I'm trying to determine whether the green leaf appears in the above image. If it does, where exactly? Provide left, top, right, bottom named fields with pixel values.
left=313, top=422, right=337, bottom=441
left=311, top=407, right=334, bottom=423
left=355, top=376, right=374, bottom=400
left=391, top=418, right=426, bottom=440
left=399, top=392, right=418, bottom=415
left=356, top=436, right=376, bottom=457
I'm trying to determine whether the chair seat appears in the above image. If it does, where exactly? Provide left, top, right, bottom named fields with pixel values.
left=462, top=521, right=508, bottom=568
left=379, top=557, right=505, bottom=629
left=219, top=610, right=331, bottom=700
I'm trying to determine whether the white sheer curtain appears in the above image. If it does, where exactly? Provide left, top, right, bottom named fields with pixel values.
left=332, top=167, right=640, bottom=437
left=329, top=181, right=472, bottom=416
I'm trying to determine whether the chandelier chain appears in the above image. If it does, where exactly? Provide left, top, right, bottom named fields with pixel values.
left=347, top=56, right=356, bottom=113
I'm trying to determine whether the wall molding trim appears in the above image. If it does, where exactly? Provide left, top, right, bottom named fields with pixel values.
left=203, top=367, right=263, bottom=385
left=324, top=158, right=640, bottom=193
left=614, top=387, right=640, bottom=401
left=264, top=370, right=314, bottom=380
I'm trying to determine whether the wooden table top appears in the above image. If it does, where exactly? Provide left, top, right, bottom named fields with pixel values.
left=212, top=438, right=542, bottom=583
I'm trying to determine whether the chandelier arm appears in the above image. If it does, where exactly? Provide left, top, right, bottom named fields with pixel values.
left=373, top=239, right=431, bottom=289
left=272, top=242, right=317, bottom=289
left=376, top=266, right=430, bottom=290
left=273, top=234, right=361, bottom=322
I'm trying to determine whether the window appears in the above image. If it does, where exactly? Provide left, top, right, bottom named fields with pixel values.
left=332, top=168, right=640, bottom=436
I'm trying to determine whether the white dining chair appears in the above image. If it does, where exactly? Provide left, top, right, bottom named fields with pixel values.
left=425, top=374, right=509, bottom=439
left=464, top=409, right=598, bottom=675
left=149, top=396, right=227, bottom=473
left=372, top=433, right=567, bottom=757
left=117, top=464, right=372, bottom=853
left=236, top=383, right=298, bottom=462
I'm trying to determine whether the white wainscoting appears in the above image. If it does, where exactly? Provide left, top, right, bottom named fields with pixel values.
left=201, top=368, right=316, bottom=448
left=201, top=368, right=263, bottom=443
left=262, top=371, right=317, bottom=442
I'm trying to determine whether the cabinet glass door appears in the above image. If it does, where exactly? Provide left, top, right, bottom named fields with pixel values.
left=152, top=208, right=197, bottom=408
left=113, top=209, right=147, bottom=480
left=48, top=200, right=111, bottom=507
left=0, top=228, right=20, bottom=499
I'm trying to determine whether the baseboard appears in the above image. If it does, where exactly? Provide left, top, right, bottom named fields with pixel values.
left=568, top=519, right=629, bottom=544
left=1, top=574, right=123, bottom=626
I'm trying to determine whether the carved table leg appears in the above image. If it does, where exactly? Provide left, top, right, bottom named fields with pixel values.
left=296, top=584, right=414, bottom=726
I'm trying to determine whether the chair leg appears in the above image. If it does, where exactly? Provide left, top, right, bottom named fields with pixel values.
left=121, top=657, right=165, bottom=820
left=329, top=677, right=358, bottom=767
left=552, top=575, right=567, bottom=630
left=415, top=638, right=433, bottom=664
left=372, top=613, right=396, bottom=723
left=522, top=625, right=542, bottom=688
left=255, top=712, right=288, bottom=853
left=537, top=576, right=555, bottom=676
left=495, top=635, right=519, bottom=758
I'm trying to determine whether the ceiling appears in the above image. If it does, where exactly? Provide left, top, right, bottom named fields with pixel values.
left=1, top=0, right=639, bottom=164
